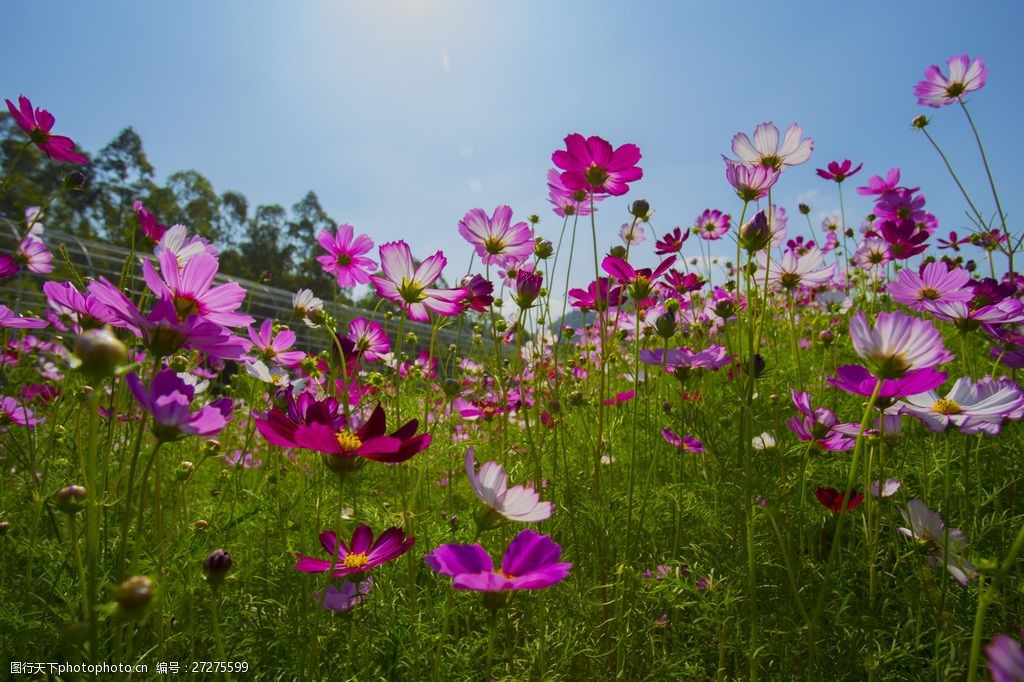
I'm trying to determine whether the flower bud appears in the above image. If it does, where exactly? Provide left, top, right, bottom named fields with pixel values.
left=546, top=399, right=561, bottom=415
left=116, top=575, right=155, bottom=613
left=819, top=329, right=835, bottom=346
left=168, top=355, right=189, bottom=373
left=609, top=245, right=627, bottom=259
left=73, top=326, right=128, bottom=378
left=176, top=461, right=195, bottom=481
left=738, top=210, right=771, bottom=253
left=193, top=519, right=209, bottom=530
left=0, top=520, right=9, bottom=535
left=203, top=549, right=234, bottom=586
left=534, top=239, right=554, bottom=259
left=441, top=378, right=461, bottom=398
left=56, top=485, right=87, bottom=514
left=629, top=199, right=651, bottom=221
left=65, top=171, right=86, bottom=189
left=528, top=214, right=540, bottom=224
left=798, top=203, right=811, bottom=215
left=655, top=311, right=676, bottom=340
left=912, top=115, right=930, bottom=130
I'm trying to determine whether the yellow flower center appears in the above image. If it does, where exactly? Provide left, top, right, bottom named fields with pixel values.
left=483, top=236, right=506, bottom=255
left=920, top=287, right=941, bottom=300
left=932, top=398, right=962, bottom=415
left=336, top=430, right=363, bottom=453
left=343, top=553, right=369, bottom=569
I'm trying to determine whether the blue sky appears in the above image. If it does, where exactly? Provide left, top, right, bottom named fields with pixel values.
left=2, top=0, right=1022, bottom=299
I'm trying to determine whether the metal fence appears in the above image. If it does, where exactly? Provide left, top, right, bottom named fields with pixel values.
left=1, top=225, right=467, bottom=354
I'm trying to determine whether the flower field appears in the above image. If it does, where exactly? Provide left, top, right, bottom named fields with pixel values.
left=2, top=54, right=1024, bottom=680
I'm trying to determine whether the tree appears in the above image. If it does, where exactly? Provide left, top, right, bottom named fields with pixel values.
left=91, top=128, right=154, bottom=243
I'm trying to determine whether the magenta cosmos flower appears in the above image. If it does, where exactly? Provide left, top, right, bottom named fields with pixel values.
left=465, top=448, right=553, bottom=526
left=5, top=95, right=87, bottom=164
left=729, top=122, right=813, bottom=171
left=888, top=261, right=973, bottom=311
left=551, top=133, right=642, bottom=197
left=316, top=224, right=376, bottom=289
left=134, top=201, right=167, bottom=245
left=662, top=428, right=705, bottom=454
left=347, top=317, right=390, bottom=362
left=142, top=249, right=253, bottom=328
left=914, top=54, right=987, bottom=108
left=0, top=304, right=47, bottom=329
left=295, top=525, right=414, bottom=578
left=369, top=241, right=467, bottom=323
left=816, top=159, right=863, bottom=183
left=424, top=529, right=571, bottom=593
left=458, top=205, right=534, bottom=267
left=126, top=369, right=234, bottom=442
left=725, top=160, right=779, bottom=202
left=654, top=227, right=689, bottom=255
left=988, top=634, right=1024, bottom=682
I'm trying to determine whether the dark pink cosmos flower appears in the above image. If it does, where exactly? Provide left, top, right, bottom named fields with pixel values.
left=246, top=319, right=305, bottom=368
left=878, top=219, right=929, bottom=260
left=816, top=159, right=863, bottom=183
left=815, top=487, right=864, bottom=512
left=659, top=271, right=705, bottom=298
left=316, top=576, right=374, bottom=613
left=875, top=189, right=928, bottom=224
left=552, top=133, right=642, bottom=197
left=459, top=274, right=494, bottom=313
left=126, top=369, right=233, bottom=442
left=316, top=224, right=376, bottom=289
left=888, top=261, right=973, bottom=311
left=662, top=428, right=705, bottom=454
left=654, top=227, right=689, bottom=255
left=513, top=269, right=543, bottom=309
left=424, top=528, right=571, bottom=593
left=724, top=161, right=779, bottom=202
left=88, top=278, right=249, bottom=361
left=546, top=168, right=603, bottom=217
left=602, top=255, right=676, bottom=304
left=142, top=249, right=253, bottom=328
left=369, top=241, right=467, bottom=322
left=0, top=304, right=47, bottom=329
left=568, top=277, right=622, bottom=313
left=5, top=95, right=87, bottom=164
left=13, top=235, right=53, bottom=275
left=937, top=231, right=967, bottom=251
left=639, top=345, right=731, bottom=372
left=0, top=254, right=17, bottom=280
left=295, top=525, right=414, bottom=578
left=786, top=389, right=856, bottom=452
left=458, top=206, right=534, bottom=268
left=347, top=317, right=390, bottom=362
left=256, top=397, right=431, bottom=466
left=914, top=54, right=987, bottom=108
left=134, top=201, right=167, bottom=245
left=729, top=122, right=813, bottom=170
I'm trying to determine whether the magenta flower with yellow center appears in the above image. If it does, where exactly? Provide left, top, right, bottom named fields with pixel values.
left=914, top=54, right=987, bottom=108
left=552, top=133, right=642, bottom=197
left=295, top=525, right=414, bottom=579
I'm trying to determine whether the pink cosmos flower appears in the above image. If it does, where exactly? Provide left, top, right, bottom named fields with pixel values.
left=914, top=54, right=987, bottom=108
left=88, top=278, right=249, bottom=361
left=693, top=209, right=731, bottom=240
left=459, top=206, right=533, bottom=267
left=424, top=529, right=571, bottom=593
left=465, top=448, right=553, bottom=525
left=987, top=634, right=1024, bottom=682
left=459, top=274, right=494, bottom=313
left=126, top=370, right=233, bottom=442
left=662, top=428, right=705, bottom=454
left=142, top=249, right=253, bottom=328
left=316, top=576, right=374, bottom=613
left=154, top=225, right=218, bottom=267
left=552, top=133, right=643, bottom=196
left=316, top=224, right=376, bottom=288
left=1, top=396, right=41, bottom=428
left=857, top=168, right=909, bottom=196
left=729, top=122, right=813, bottom=171
left=829, top=364, right=947, bottom=400
left=786, top=389, right=856, bottom=452
left=893, top=376, right=1024, bottom=435
left=757, top=247, right=835, bottom=291
left=369, top=241, right=467, bottom=322
left=849, top=310, right=954, bottom=379
left=816, top=159, right=863, bottom=183
left=898, top=499, right=976, bottom=584
left=246, top=319, right=305, bottom=368
left=295, top=525, right=414, bottom=579
left=546, top=168, right=603, bottom=217
left=568, top=277, right=623, bottom=313
left=347, top=317, right=390, bottom=362
left=0, top=304, right=47, bottom=329
left=925, top=298, right=1024, bottom=332
left=619, top=223, right=645, bottom=246
left=5, top=95, right=87, bottom=164
left=888, top=261, right=973, bottom=311
left=854, top=238, right=893, bottom=270
left=724, top=161, right=780, bottom=202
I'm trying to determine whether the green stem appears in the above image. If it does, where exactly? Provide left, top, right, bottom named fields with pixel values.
left=966, top=520, right=1024, bottom=682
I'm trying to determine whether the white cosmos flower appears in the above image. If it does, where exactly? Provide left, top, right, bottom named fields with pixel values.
left=465, top=448, right=553, bottom=524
